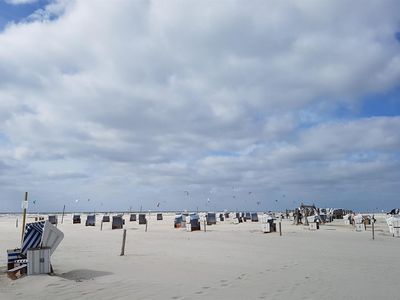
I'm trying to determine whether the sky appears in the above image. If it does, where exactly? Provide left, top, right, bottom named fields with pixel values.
left=0, top=0, right=399, bottom=213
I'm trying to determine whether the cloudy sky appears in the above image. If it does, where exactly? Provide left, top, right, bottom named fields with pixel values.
left=0, top=0, right=399, bottom=213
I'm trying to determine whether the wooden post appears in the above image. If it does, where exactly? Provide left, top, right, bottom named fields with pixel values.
left=101, top=220, right=103, bottom=231
left=120, top=229, right=127, bottom=256
left=61, top=204, right=66, bottom=224
left=372, top=215, right=375, bottom=240
left=16, top=218, right=18, bottom=228
left=145, top=219, right=148, bottom=232
left=204, top=219, right=206, bottom=232
left=279, top=221, right=282, bottom=236
left=21, top=192, right=28, bottom=245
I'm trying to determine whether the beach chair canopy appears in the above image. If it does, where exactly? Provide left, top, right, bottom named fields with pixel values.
left=102, top=215, right=110, bottom=222
left=21, top=221, right=64, bottom=256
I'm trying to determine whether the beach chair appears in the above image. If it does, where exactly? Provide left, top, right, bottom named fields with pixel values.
left=307, top=215, right=320, bottom=230
left=7, top=221, right=64, bottom=279
left=251, top=212, right=259, bottom=222
left=112, top=216, right=124, bottom=229
left=186, top=213, right=201, bottom=231
left=224, top=212, right=229, bottom=219
left=48, top=215, right=58, bottom=225
left=262, top=214, right=276, bottom=233
left=174, top=214, right=183, bottom=228
left=130, top=214, right=136, bottom=222
left=86, top=215, right=96, bottom=226
left=73, top=214, right=81, bottom=224
left=206, top=212, right=217, bottom=225
left=102, top=215, right=110, bottom=222
left=138, top=214, right=147, bottom=225
left=157, top=213, right=163, bottom=220
left=219, top=213, right=224, bottom=221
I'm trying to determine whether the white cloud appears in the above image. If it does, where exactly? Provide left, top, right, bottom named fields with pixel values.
left=0, top=0, right=400, bottom=211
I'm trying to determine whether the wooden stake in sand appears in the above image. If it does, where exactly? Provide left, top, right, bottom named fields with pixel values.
left=16, top=218, right=18, bottom=228
left=145, top=219, right=148, bottom=232
left=101, top=220, right=103, bottom=231
left=61, top=205, right=66, bottom=224
left=279, top=221, right=282, bottom=236
left=204, top=219, right=207, bottom=232
left=372, top=215, right=375, bottom=240
left=120, top=229, right=127, bottom=256
left=21, top=192, right=28, bottom=245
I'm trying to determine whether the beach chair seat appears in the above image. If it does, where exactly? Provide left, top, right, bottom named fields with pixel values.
left=7, top=264, right=27, bottom=280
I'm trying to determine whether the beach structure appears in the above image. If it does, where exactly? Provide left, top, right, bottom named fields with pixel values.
left=354, top=214, right=364, bottom=231
left=102, top=215, right=110, bottom=222
left=73, top=214, right=81, bottom=224
left=224, top=212, right=229, bottom=219
left=219, top=213, right=224, bottom=221
left=7, top=220, right=64, bottom=279
left=307, top=215, right=320, bottom=230
left=186, top=213, right=201, bottom=231
left=130, top=214, right=136, bottom=221
left=245, top=212, right=251, bottom=221
left=112, top=216, right=124, bottom=229
left=206, top=212, right=217, bottom=225
left=174, top=214, right=184, bottom=228
left=386, top=215, right=400, bottom=237
left=251, top=212, right=259, bottom=222
left=262, top=214, right=276, bottom=233
left=48, top=215, right=57, bottom=225
left=293, top=204, right=320, bottom=225
left=86, top=214, right=96, bottom=226
left=138, top=213, right=147, bottom=225
left=343, top=213, right=352, bottom=225
left=157, top=213, right=163, bottom=220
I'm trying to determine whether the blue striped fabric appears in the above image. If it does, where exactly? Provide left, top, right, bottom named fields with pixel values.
left=21, top=221, right=45, bottom=255
left=7, top=249, right=22, bottom=263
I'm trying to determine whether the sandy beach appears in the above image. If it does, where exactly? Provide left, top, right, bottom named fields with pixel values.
left=1, top=213, right=399, bottom=300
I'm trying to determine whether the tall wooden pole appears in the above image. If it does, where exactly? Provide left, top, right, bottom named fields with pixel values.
left=372, top=214, right=375, bottom=240
left=120, top=229, right=127, bottom=256
left=21, top=192, right=28, bottom=245
left=61, top=204, right=66, bottom=224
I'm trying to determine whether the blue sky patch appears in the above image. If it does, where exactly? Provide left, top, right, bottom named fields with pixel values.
left=0, top=0, right=49, bottom=30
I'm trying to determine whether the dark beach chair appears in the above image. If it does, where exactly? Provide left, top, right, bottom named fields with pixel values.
left=86, top=215, right=96, bottom=226
left=138, top=214, right=147, bottom=225
left=48, top=215, right=57, bottom=225
left=157, top=213, right=163, bottom=220
left=206, top=212, right=217, bottom=225
left=73, top=215, right=81, bottom=224
left=112, top=216, right=124, bottom=229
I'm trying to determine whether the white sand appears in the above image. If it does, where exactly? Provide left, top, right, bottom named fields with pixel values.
left=1, top=213, right=399, bottom=300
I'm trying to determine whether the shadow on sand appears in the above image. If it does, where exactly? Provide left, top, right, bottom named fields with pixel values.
left=57, top=269, right=113, bottom=282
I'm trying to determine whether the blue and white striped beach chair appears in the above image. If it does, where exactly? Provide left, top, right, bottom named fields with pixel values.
left=7, top=220, right=64, bottom=279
